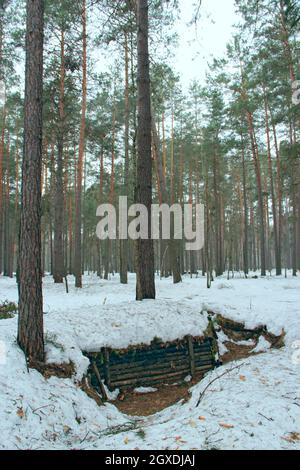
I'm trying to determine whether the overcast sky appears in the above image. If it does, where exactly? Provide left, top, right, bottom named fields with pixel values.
left=173, top=0, right=238, bottom=90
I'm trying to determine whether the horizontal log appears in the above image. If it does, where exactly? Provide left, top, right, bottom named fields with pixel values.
left=195, top=363, right=214, bottom=372
left=109, top=365, right=190, bottom=379
left=195, top=355, right=214, bottom=362
left=194, top=345, right=212, bottom=353
left=111, top=365, right=214, bottom=389
left=111, top=370, right=190, bottom=388
left=110, top=362, right=212, bottom=376
left=107, top=352, right=190, bottom=368
left=99, top=357, right=213, bottom=380
left=87, top=343, right=211, bottom=365
left=108, top=356, right=191, bottom=372
left=108, top=348, right=189, bottom=364
left=108, top=355, right=213, bottom=377
left=195, top=357, right=214, bottom=365
left=194, top=350, right=213, bottom=358
left=91, top=356, right=213, bottom=378
left=109, top=364, right=191, bottom=382
left=110, top=343, right=186, bottom=355
left=85, top=340, right=211, bottom=359
left=195, top=363, right=214, bottom=370
left=111, top=362, right=213, bottom=383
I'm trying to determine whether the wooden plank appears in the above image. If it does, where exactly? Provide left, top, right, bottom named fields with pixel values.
left=104, top=349, right=111, bottom=389
left=188, top=335, right=196, bottom=378
left=111, top=364, right=214, bottom=389
left=111, top=370, right=190, bottom=388
left=108, top=347, right=189, bottom=365
left=109, top=363, right=191, bottom=382
left=193, top=350, right=211, bottom=357
left=108, top=350, right=190, bottom=366
left=92, top=361, right=108, bottom=401
left=110, top=358, right=212, bottom=379
left=109, top=357, right=191, bottom=373
left=194, top=364, right=213, bottom=373
left=197, top=343, right=212, bottom=351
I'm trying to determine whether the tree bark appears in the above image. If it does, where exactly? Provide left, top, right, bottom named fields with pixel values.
left=53, top=28, right=66, bottom=284
left=74, top=0, right=87, bottom=288
left=18, top=0, right=44, bottom=363
left=120, top=31, right=130, bottom=285
left=152, top=111, right=182, bottom=284
left=241, top=134, right=249, bottom=276
left=135, top=0, right=155, bottom=300
left=263, top=89, right=281, bottom=275
left=245, top=108, right=266, bottom=276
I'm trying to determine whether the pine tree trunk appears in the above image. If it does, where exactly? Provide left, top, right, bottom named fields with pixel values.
left=264, top=90, right=281, bottom=275
left=4, top=133, right=11, bottom=277
left=0, top=106, right=5, bottom=275
left=74, top=0, right=87, bottom=289
left=120, top=31, right=130, bottom=285
left=0, top=6, right=4, bottom=276
left=135, top=0, right=155, bottom=300
left=53, top=29, right=66, bottom=284
left=270, top=112, right=283, bottom=276
left=97, top=146, right=104, bottom=278
left=12, top=132, right=20, bottom=275
left=18, top=0, right=44, bottom=363
left=246, top=109, right=266, bottom=276
left=241, top=135, right=249, bottom=276
left=152, top=112, right=181, bottom=284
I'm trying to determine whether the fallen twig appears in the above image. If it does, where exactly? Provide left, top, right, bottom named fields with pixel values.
left=80, top=431, right=90, bottom=444
left=196, top=363, right=245, bottom=407
left=258, top=412, right=274, bottom=422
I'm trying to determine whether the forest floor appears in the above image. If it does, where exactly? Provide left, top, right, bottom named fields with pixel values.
left=0, top=272, right=300, bottom=450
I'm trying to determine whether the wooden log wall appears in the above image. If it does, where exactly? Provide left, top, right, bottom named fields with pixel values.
left=85, top=336, right=215, bottom=394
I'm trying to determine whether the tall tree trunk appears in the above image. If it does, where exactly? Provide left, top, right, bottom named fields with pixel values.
left=246, top=109, right=266, bottom=276
left=53, top=28, right=66, bottom=284
left=4, top=133, right=12, bottom=277
left=204, top=157, right=211, bottom=288
left=0, top=3, right=5, bottom=275
left=269, top=110, right=283, bottom=275
left=18, top=0, right=44, bottom=363
left=97, top=145, right=104, bottom=278
left=213, top=144, right=223, bottom=276
left=135, top=0, right=155, bottom=300
left=120, top=31, right=130, bottom=285
left=188, top=162, right=196, bottom=277
left=241, top=135, right=249, bottom=276
left=12, top=132, right=20, bottom=274
left=74, top=0, right=87, bottom=288
left=239, top=61, right=266, bottom=276
left=263, top=89, right=281, bottom=275
left=104, top=101, right=116, bottom=280
left=152, top=111, right=182, bottom=284
left=0, top=105, right=5, bottom=275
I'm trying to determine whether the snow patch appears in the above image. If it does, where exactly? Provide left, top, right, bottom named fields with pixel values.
left=134, top=387, right=158, bottom=394
left=251, top=336, right=272, bottom=354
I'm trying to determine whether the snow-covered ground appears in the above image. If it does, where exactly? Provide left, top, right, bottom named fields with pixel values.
left=0, top=272, right=299, bottom=450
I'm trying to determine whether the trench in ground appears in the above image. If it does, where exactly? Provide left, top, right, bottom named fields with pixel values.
left=82, top=314, right=285, bottom=417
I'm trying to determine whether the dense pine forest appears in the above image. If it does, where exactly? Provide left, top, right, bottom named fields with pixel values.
left=1, top=0, right=299, bottom=287
left=0, top=0, right=299, bottom=453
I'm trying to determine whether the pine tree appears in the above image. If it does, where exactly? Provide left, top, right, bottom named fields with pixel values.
left=18, top=0, right=44, bottom=363
left=135, top=0, right=155, bottom=300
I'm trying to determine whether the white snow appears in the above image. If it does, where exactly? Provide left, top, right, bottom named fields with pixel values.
left=0, top=271, right=299, bottom=450
left=251, top=336, right=272, bottom=354
left=235, top=339, right=256, bottom=347
left=134, top=387, right=158, bottom=394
